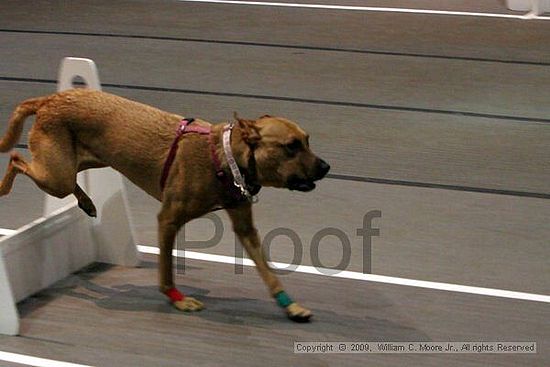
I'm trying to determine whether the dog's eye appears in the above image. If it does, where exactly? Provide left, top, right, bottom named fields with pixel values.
left=285, top=139, right=302, bottom=154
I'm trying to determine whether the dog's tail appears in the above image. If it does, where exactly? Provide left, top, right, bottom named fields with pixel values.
left=0, top=96, right=46, bottom=152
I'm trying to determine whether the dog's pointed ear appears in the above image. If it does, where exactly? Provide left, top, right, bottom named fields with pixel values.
left=234, top=112, right=261, bottom=146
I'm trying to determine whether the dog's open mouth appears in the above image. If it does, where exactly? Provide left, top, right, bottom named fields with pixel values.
left=287, top=176, right=316, bottom=192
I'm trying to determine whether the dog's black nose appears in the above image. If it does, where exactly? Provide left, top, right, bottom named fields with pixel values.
left=316, top=159, right=330, bottom=180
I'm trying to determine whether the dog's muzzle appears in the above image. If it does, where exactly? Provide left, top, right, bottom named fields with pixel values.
left=287, top=159, right=330, bottom=192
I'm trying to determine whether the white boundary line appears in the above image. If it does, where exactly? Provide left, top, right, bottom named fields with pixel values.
left=176, top=0, right=550, bottom=20
left=137, top=245, right=550, bottom=303
left=0, top=351, right=92, bottom=367
left=0, top=228, right=16, bottom=236
left=1, top=227, right=548, bottom=303
left=0, top=246, right=547, bottom=367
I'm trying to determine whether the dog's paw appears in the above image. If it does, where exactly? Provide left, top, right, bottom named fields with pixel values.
left=78, top=200, right=97, bottom=217
left=286, top=302, right=312, bottom=323
left=173, top=297, right=205, bottom=312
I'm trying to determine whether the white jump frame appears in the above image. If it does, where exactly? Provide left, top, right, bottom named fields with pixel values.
left=506, top=0, right=550, bottom=15
left=0, top=57, right=139, bottom=336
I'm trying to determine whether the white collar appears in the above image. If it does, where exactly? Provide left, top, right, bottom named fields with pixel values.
left=222, top=123, right=258, bottom=203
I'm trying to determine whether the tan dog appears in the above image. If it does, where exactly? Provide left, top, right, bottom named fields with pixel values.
left=0, top=89, right=329, bottom=322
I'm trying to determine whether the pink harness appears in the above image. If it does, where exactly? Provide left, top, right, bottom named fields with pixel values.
left=160, top=118, right=210, bottom=191
left=160, top=118, right=247, bottom=201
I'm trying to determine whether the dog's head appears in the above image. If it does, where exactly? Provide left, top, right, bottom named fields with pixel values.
left=234, top=114, right=330, bottom=192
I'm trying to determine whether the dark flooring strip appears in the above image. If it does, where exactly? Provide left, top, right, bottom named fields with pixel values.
left=326, top=174, right=550, bottom=200
left=9, top=143, right=549, bottom=199
left=1, top=29, right=549, bottom=67
left=2, top=76, right=550, bottom=124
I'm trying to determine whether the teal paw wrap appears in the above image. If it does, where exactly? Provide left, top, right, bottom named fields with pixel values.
left=275, top=291, right=293, bottom=308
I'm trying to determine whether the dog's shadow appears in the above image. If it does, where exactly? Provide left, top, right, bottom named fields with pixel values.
left=18, top=262, right=429, bottom=341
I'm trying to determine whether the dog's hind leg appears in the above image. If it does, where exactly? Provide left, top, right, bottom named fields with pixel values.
left=0, top=98, right=48, bottom=196
left=5, top=149, right=96, bottom=217
left=8, top=124, right=85, bottom=207
left=0, top=154, right=21, bottom=196
left=9, top=150, right=76, bottom=199
left=226, top=204, right=312, bottom=322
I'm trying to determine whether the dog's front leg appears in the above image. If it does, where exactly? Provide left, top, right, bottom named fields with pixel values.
left=158, top=201, right=204, bottom=312
left=227, top=204, right=312, bottom=322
